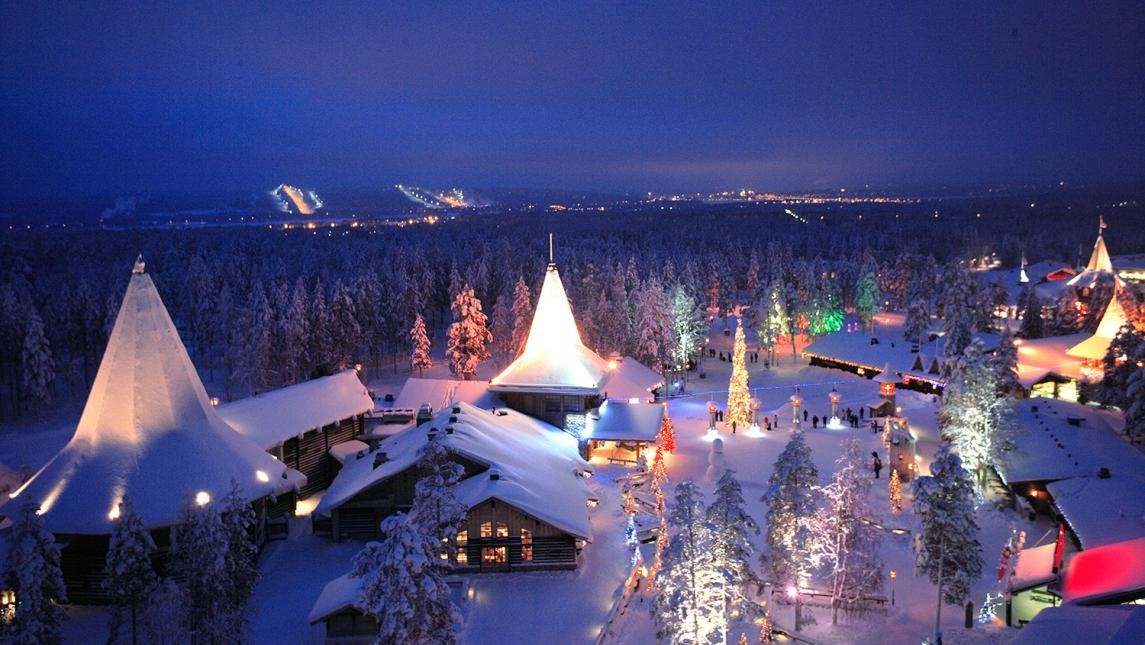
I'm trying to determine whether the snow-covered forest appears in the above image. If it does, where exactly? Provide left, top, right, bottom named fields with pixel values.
left=4, top=203, right=1145, bottom=420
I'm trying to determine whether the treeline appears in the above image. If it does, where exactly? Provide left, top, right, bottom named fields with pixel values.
left=1, top=201, right=1141, bottom=418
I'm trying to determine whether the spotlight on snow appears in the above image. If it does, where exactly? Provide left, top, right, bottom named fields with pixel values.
left=702, top=428, right=719, bottom=442
left=195, top=491, right=211, bottom=506
left=256, top=470, right=270, bottom=483
left=786, top=585, right=799, bottom=601
left=826, top=416, right=846, bottom=430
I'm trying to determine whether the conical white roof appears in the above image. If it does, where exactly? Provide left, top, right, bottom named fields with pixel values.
left=490, top=264, right=608, bottom=393
left=10, top=260, right=302, bottom=534
left=1068, top=233, right=1123, bottom=289
left=1067, top=293, right=1131, bottom=360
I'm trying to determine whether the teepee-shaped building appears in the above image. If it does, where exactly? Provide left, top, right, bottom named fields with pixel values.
left=1067, top=289, right=1131, bottom=365
left=1068, top=218, right=1124, bottom=290
left=10, top=257, right=302, bottom=539
left=489, top=257, right=661, bottom=427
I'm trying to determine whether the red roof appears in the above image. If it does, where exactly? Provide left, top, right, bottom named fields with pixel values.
left=1062, top=536, right=1145, bottom=605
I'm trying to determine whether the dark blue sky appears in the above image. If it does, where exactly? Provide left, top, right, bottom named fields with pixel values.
left=2, top=2, right=1143, bottom=197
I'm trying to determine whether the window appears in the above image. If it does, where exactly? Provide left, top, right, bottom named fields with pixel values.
left=456, top=530, right=468, bottom=565
left=563, top=396, right=582, bottom=413
left=496, top=521, right=509, bottom=538
left=480, top=521, right=492, bottom=538
left=521, top=528, right=533, bottom=561
left=482, top=546, right=507, bottom=564
left=545, top=395, right=561, bottom=412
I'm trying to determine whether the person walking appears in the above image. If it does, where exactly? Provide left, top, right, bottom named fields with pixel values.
left=812, top=415, right=819, bottom=429
left=872, top=451, right=883, bottom=479
left=803, top=409, right=809, bottom=423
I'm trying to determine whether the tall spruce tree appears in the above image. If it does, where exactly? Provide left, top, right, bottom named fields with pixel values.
left=221, top=481, right=259, bottom=637
left=706, top=470, right=763, bottom=620
left=805, top=440, right=884, bottom=624
left=104, top=496, right=158, bottom=645
left=171, top=497, right=229, bottom=644
left=654, top=482, right=726, bottom=644
left=510, top=277, right=533, bottom=358
left=409, top=313, right=432, bottom=377
left=940, top=339, right=1012, bottom=492
left=22, top=308, right=55, bottom=407
left=913, top=443, right=983, bottom=639
left=4, top=497, right=67, bottom=644
left=446, top=284, right=492, bottom=381
left=761, top=432, right=818, bottom=589
left=410, top=432, right=468, bottom=561
left=356, top=513, right=459, bottom=644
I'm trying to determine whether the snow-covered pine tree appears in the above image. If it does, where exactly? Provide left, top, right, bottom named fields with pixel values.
left=658, top=412, right=677, bottom=453
left=22, top=307, right=55, bottom=407
left=990, top=325, right=1021, bottom=396
left=246, top=281, right=275, bottom=391
left=141, top=578, right=189, bottom=644
left=409, top=313, right=432, bottom=377
left=510, top=276, right=533, bottom=358
left=889, top=469, right=902, bottom=515
left=670, top=284, right=705, bottom=382
left=1125, top=342, right=1145, bottom=445
left=1018, top=285, right=1043, bottom=339
left=757, top=280, right=789, bottom=366
left=913, top=443, right=984, bottom=628
left=761, top=431, right=819, bottom=589
left=726, top=323, right=751, bottom=429
left=1100, top=326, right=1145, bottom=410
left=706, top=470, right=763, bottom=619
left=446, top=284, right=492, bottom=381
left=903, top=296, right=929, bottom=345
left=758, top=615, right=775, bottom=643
left=308, top=279, right=332, bottom=370
left=4, top=497, right=67, bottom=644
left=804, top=439, right=884, bottom=624
left=853, top=269, right=880, bottom=331
left=278, top=279, right=310, bottom=383
left=940, top=339, right=1012, bottom=492
left=104, top=495, right=158, bottom=645
left=221, top=481, right=259, bottom=636
left=357, top=513, right=459, bottom=645
left=636, top=275, right=673, bottom=373
left=171, top=497, right=228, bottom=643
left=410, top=431, right=468, bottom=562
left=1054, top=289, right=1081, bottom=334
left=490, top=291, right=514, bottom=367
left=329, top=278, right=361, bottom=370
left=654, top=481, right=726, bottom=644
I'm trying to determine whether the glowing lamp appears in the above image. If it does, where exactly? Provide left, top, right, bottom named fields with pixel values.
left=707, top=401, right=718, bottom=430
left=256, top=470, right=270, bottom=483
left=195, top=491, right=211, bottom=506
left=108, top=505, right=121, bottom=521
left=786, top=585, right=798, bottom=600
left=790, top=390, right=803, bottom=425
left=210, top=396, right=220, bottom=407
left=354, top=363, right=362, bottom=373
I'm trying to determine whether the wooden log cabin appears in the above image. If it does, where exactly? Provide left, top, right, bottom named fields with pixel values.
left=316, top=402, right=594, bottom=572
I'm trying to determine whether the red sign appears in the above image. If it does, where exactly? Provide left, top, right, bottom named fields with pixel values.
left=1052, top=523, right=1066, bottom=573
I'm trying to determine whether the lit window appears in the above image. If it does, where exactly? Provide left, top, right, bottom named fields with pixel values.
left=521, top=529, right=533, bottom=561
left=496, top=521, right=508, bottom=538
left=480, top=521, right=492, bottom=538
left=456, top=530, right=468, bottom=565
left=482, top=546, right=507, bottom=564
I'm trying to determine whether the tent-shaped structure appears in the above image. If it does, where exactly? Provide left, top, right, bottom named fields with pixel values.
left=8, top=258, right=302, bottom=599
left=1067, top=223, right=1124, bottom=290
left=489, top=261, right=662, bottom=426
left=1066, top=292, right=1130, bottom=364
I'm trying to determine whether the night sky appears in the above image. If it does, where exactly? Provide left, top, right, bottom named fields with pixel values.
left=2, top=2, right=1143, bottom=197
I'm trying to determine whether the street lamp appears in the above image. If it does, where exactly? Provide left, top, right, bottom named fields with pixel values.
left=790, top=389, right=803, bottom=427
left=749, top=398, right=761, bottom=430
left=707, top=401, right=718, bottom=430
left=890, top=570, right=897, bottom=606
left=787, top=584, right=803, bottom=631
left=828, top=387, right=842, bottom=428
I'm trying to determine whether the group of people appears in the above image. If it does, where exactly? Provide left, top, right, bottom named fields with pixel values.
left=804, top=406, right=866, bottom=429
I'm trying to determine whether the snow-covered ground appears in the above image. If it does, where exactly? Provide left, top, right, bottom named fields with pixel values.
left=2, top=316, right=1048, bottom=643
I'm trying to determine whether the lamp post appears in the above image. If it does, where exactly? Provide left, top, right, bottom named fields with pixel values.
left=707, top=401, right=718, bottom=431
left=749, top=398, right=761, bottom=431
left=787, top=584, right=803, bottom=631
left=829, top=387, right=842, bottom=426
left=890, top=570, right=897, bottom=606
left=790, top=389, right=803, bottom=428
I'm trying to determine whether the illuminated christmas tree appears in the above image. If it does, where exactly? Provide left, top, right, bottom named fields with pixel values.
left=648, top=446, right=670, bottom=588
left=726, top=323, right=751, bottom=428
left=889, top=468, right=902, bottom=515
left=738, top=633, right=748, bottom=645
left=657, top=411, right=677, bottom=453
left=758, top=615, right=775, bottom=643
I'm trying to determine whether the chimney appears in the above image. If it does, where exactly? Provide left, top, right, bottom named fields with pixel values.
left=452, top=406, right=461, bottom=414
left=449, top=416, right=458, bottom=424
left=489, top=469, right=501, bottom=481
left=373, top=452, right=389, bottom=470
left=446, top=427, right=455, bottom=434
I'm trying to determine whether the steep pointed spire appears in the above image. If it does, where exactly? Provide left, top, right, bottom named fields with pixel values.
left=1067, top=219, right=1121, bottom=288
left=1019, top=253, right=1029, bottom=284
left=11, top=262, right=301, bottom=533
left=132, top=254, right=146, bottom=274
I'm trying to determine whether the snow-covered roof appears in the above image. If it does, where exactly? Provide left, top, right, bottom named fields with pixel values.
left=803, top=326, right=998, bottom=385
left=490, top=263, right=610, bottom=394
left=1010, top=541, right=1060, bottom=591
left=1014, top=333, right=1087, bottom=387
left=9, top=263, right=302, bottom=534
left=1011, top=604, right=1143, bottom=645
left=998, top=398, right=1140, bottom=487
left=1062, top=536, right=1145, bottom=604
left=1048, top=476, right=1145, bottom=550
left=316, top=402, right=594, bottom=540
left=1066, top=294, right=1131, bottom=360
left=978, top=260, right=1074, bottom=306
left=392, top=377, right=497, bottom=413
left=598, top=357, right=663, bottom=401
left=218, top=370, right=373, bottom=450
left=329, top=440, right=370, bottom=465
left=581, top=401, right=665, bottom=442
left=307, top=571, right=367, bottom=624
